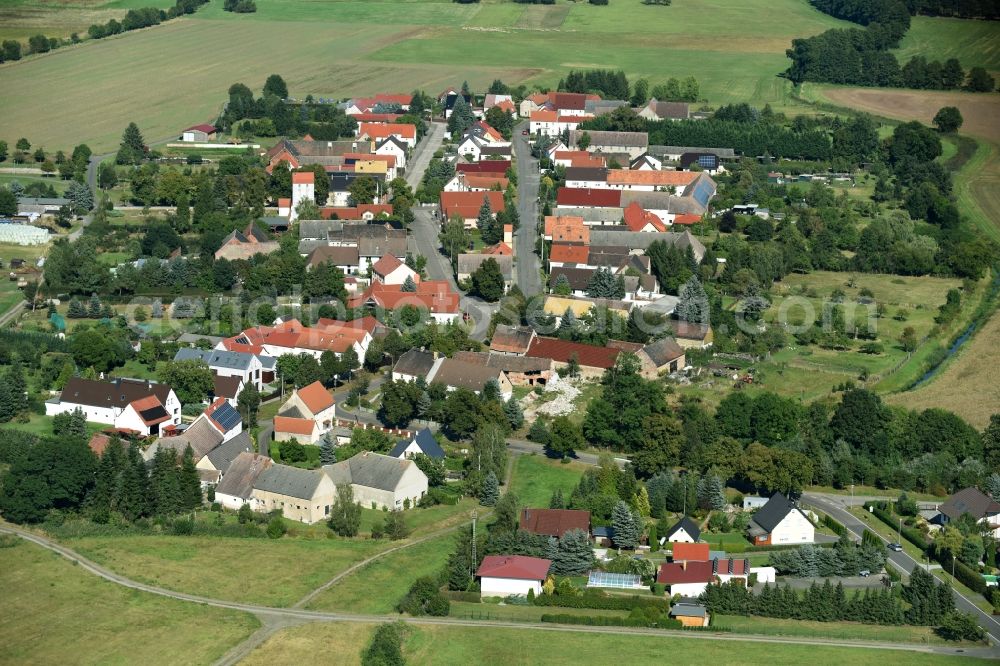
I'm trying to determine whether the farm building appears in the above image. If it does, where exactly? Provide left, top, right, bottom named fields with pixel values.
left=477, top=555, right=552, bottom=598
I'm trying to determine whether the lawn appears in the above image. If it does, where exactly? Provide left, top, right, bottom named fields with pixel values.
left=508, top=454, right=586, bottom=508
left=0, top=0, right=850, bottom=152
left=358, top=497, right=479, bottom=536
left=306, top=532, right=457, bottom=614
left=713, top=614, right=973, bottom=646
left=67, top=533, right=387, bottom=607
left=0, top=538, right=260, bottom=665
left=241, top=622, right=374, bottom=666
left=0, top=413, right=106, bottom=438
left=400, top=624, right=987, bottom=665
left=449, top=600, right=629, bottom=622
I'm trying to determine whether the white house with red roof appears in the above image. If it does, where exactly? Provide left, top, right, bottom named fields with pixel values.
left=371, top=254, right=418, bottom=286
left=375, top=137, right=408, bottom=170
left=181, top=124, right=217, bottom=143
left=273, top=381, right=336, bottom=444
left=477, top=555, right=552, bottom=597
left=623, top=202, right=668, bottom=232
left=116, top=395, right=174, bottom=437
left=290, top=171, right=316, bottom=221
left=220, top=319, right=373, bottom=361
left=344, top=93, right=412, bottom=115
left=357, top=123, right=417, bottom=148
left=484, top=93, right=516, bottom=116
left=439, top=191, right=505, bottom=229
left=349, top=280, right=460, bottom=323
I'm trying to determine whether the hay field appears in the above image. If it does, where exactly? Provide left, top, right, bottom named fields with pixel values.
left=0, top=0, right=847, bottom=151
left=820, top=86, right=1000, bottom=145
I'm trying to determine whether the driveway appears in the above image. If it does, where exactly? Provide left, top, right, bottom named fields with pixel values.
left=804, top=492, right=1000, bottom=645
left=405, top=121, right=446, bottom=189
left=512, top=121, right=543, bottom=297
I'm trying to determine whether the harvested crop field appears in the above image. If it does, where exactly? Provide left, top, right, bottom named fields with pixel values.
left=887, top=302, right=1000, bottom=429
left=820, top=87, right=1000, bottom=144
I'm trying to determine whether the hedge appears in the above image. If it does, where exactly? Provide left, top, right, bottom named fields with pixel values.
left=533, top=594, right=670, bottom=611
left=443, top=590, right=481, bottom=603
left=865, top=502, right=929, bottom=550
left=822, top=513, right=847, bottom=537
left=941, top=554, right=988, bottom=595
left=722, top=541, right=838, bottom=554
left=540, top=614, right=683, bottom=629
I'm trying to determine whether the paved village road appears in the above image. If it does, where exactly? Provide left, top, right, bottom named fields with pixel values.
left=804, top=492, right=1000, bottom=646
left=1, top=524, right=992, bottom=662
left=404, top=121, right=446, bottom=189
left=512, top=121, right=543, bottom=297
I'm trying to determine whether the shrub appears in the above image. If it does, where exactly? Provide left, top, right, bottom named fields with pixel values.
left=936, top=612, right=986, bottom=642
left=533, top=593, right=669, bottom=611
left=266, top=515, right=287, bottom=539
left=822, top=513, right=847, bottom=537
left=171, top=517, right=194, bottom=535
left=540, top=613, right=682, bottom=629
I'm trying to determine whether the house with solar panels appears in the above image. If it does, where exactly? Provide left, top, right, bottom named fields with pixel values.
left=173, top=347, right=268, bottom=391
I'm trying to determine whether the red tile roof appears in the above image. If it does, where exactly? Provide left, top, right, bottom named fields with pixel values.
left=519, top=508, right=591, bottom=538
left=372, top=254, right=404, bottom=277
left=351, top=112, right=403, bottom=123
left=657, top=560, right=714, bottom=585
left=552, top=92, right=591, bottom=111
left=526, top=337, right=621, bottom=369
left=358, top=123, right=416, bottom=141
left=623, top=202, right=667, bottom=232
left=292, top=171, right=315, bottom=185
left=439, top=191, right=505, bottom=220
left=483, top=242, right=513, bottom=256
left=672, top=213, right=702, bottom=225
left=672, top=542, right=710, bottom=562
left=88, top=433, right=112, bottom=456
left=350, top=280, right=460, bottom=314
left=607, top=170, right=699, bottom=187
left=185, top=124, right=216, bottom=134
left=477, top=555, right=552, bottom=581
left=297, top=381, right=334, bottom=414
left=321, top=204, right=393, bottom=220
left=274, top=416, right=316, bottom=436
left=457, top=161, right=511, bottom=175
left=205, top=397, right=238, bottom=432
left=549, top=244, right=590, bottom=264
left=129, top=395, right=170, bottom=426
left=544, top=215, right=589, bottom=244
left=556, top=188, right=621, bottom=208
left=530, top=110, right=558, bottom=122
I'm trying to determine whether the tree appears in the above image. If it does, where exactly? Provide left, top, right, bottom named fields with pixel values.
left=267, top=514, right=287, bottom=539
left=899, top=326, right=918, bottom=352
left=16, top=138, right=30, bottom=151
left=982, top=414, right=1000, bottom=471
left=966, top=67, right=995, bottom=93
left=53, top=408, right=88, bottom=439
left=379, top=378, right=420, bottom=427
left=697, top=473, right=727, bottom=511
left=328, top=484, right=362, bottom=537
left=348, top=175, right=378, bottom=205
left=937, top=612, right=986, bottom=642
left=263, top=73, right=288, bottom=99
left=528, top=419, right=551, bottom=446
left=611, top=500, right=640, bottom=549
left=470, top=258, right=505, bottom=302
left=98, top=163, right=118, bottom=190
left=470, top=423, right=508, bottom=488
left=547, top=415, right=584, bottom=458
left=549, top=488, right=566, bottom=509
left=179, top=445, right=203, bottom=510
left=382, top=509, right=410, bottom=540
left=553, top=528, right=595, bottom=575
left=67, top=180, right=94, bottom=212
left=933, top=106, right=963, bottom=133
left=412, top=452, right=446, bottom=487
left=319, top=436, right=337, bottom=465
left=0, top=189, right=16, bottom=217
left=493, top=491, right=520, bottom=534
left=503, top=397, right=524, bottom=430
left=115, top=122, right=146, bottom=165
left=0, top=437, right=97, bottom=523
left=158, top=359, right=213, bottom=404
left=676, top=276, right=709, bottom=323
left=552, top=273, right=572, bottom=296
left=401, top=275, right=417, bottom=292
left=398, top=575, right=450, bottom=616
left=237, top=384, right=260, bottom=428
left=362, top=622, right=406, bottom=666
left=447, top=94, right=475, bottom=137
left=480, top=470, right=500, bottom=506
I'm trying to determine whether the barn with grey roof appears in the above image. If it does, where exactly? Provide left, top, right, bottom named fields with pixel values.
left=323, top=451, right=428, bottom=510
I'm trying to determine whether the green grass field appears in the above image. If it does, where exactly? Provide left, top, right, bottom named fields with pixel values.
left=714, top=614, right=974, bottom=645
left=0, top=0, right=851, bottom=151
left=306, top=533, right=457, bottom=614
left=69, top=533, right=386, bottom=607
left=893, top=17, right=1000, bottom=75
left=509, top=454, right=586, bottom=508
left=0, top=538, right=259, bottom=665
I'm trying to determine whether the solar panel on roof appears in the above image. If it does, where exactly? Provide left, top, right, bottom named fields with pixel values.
left=211, top=402, right=242, bottom=431
left=586, top=571, right=643, bottom=589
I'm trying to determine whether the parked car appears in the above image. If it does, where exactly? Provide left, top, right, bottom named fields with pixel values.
left=888, top=543, right=903, bottom=552
left=859, top=570, right=871, bottom=577
left=521, top=129, right=528, bottom=135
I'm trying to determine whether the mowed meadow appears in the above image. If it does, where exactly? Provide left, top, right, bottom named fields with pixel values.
left=0, top=0, right=851, bottom=151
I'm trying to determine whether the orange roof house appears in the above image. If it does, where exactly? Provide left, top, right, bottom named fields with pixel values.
left=358, top=123, right=417, bottom=143
left=484, top=242, right=513, bottom=256
left=672, top=542, right=711, bottom=562
left=548, top=244, right=590, bottom=265
left=607, top=170, right=699, bottom=189
left=543, top=215, right=589, bottom=244
left=623, top=202, right=668, bottom=232
left=439, top=191, right=505, bottom=225
left=296, top=381, right=335, bottom=414
left=292, top=171, right=315, bottom=185
left=349, top=280, right=460, bottom=317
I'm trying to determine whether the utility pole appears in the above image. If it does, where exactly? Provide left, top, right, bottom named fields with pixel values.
left=897, top=517, right=903, bottom=544
left=471, top=510, right=478, bottom=579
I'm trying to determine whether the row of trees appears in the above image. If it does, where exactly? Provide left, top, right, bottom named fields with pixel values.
left=789, top=0, right=995, bottom=91
left=768, top=533, right=886, bottom=577
left=0, top=432, right=202, bottom=524
left=87, top=0, right=209, bottom=41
